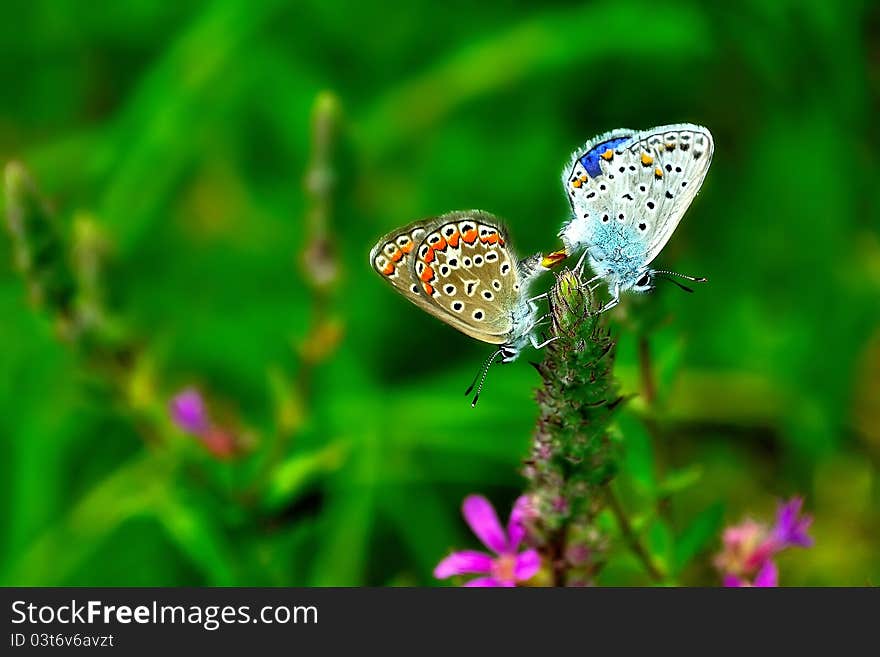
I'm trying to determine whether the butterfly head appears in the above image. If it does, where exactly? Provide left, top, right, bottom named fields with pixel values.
left=630, top=269, right=656, bottom=294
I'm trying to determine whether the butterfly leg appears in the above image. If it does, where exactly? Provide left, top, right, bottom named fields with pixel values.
left=573, top=249, right=590, bottom=277
left=530, top=333, right=559, bottom=350
left=526, top=292, right=548, bottom=307
left=596, top=285, right=620, bottom=314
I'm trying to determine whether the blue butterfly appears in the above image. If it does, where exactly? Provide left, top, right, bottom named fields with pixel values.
left=559, top=123, right=714, bottom=312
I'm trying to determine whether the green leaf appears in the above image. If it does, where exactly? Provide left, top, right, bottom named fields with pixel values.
left=153, top=492, right=238, bottom=586
left=658, top=465, right=703, bottom=497
left=673, top=503, right=725, bottom=575
left=617, top=411, right=657, bottom=497
left=647, top=520, right=674, bottom=577
left=264, top=442, right=347, bottom=511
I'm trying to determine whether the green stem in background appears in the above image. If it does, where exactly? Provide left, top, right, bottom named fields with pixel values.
left=606, top=485, right=664, bottom=583
left=260, top=92, right=344, bottom=484
left=3, top=162, right=77, bottom=334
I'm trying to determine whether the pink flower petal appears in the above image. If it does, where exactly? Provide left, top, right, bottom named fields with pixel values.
left=508, top=496, right=530, bottom=550
left=462, top=495, right=508, bottom=554
left=464, top=577, right=508, bottom=587
left=513, top=549, right=541, bottom=582
left=753, top=560, right=778, bottom=587
left=433, top=550, right=494, bottom=579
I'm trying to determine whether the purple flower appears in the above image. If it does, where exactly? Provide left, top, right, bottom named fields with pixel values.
left=169, top=388, right=209, bottom=435
left=715, top=497, right=812, bottom=587
left=723, top=561, right=778, bottom=588
left=434, top=495, right=541, bottom=587
left=771, top=497, right=813, bottom=549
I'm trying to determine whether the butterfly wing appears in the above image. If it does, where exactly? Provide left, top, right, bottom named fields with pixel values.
left=560, top=124, right=713, bottom=267
left=560, top=128, right=635, bottom=249
left=370, top=211, right=525, bottom=346
left=370, top=220, right=431, bottom=298
left=622, top=124, right=713, bottom=264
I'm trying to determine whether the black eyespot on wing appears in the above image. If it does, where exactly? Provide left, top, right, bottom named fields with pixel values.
left=452, top=301, right=463, bottom=311
left=466, top=281, right=476, bottom=295
left=638, top=222, right=647, bottom=231
left=646, top=201, right=655, bottom=210
left=602, top=214, right=609, bottom=222
left=665, top=164, right=672, bottom=172
left=448, top=258, right=458, bottom=266
left=444, top=284, right=456, bottom=294
left=665, top=191, right=673, bottom=199
left=440, top=265, right=450, bottom=276
left=485, top=253, right=497, bottom=262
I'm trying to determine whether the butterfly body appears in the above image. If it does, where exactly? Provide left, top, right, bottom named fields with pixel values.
left=561, top=124, right=713, bottom=303
left=370, top=210, right=545, bottom=364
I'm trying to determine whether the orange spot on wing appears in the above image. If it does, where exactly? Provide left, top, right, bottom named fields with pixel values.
left=480, top=233, right=499, bottom=245
left=600, top=149, right=613, bottom=160
left=655, top=167, right=663, bottom=178
left=419, top=265, right=435, bottom=283
left=423, top=248, right=435, bottom=264
left=390, top=248, right=404, bottom=263
left=463, top=229, right=478, bottom=244
left=400, top=242, right=414, bottom=254
left=641, top=152, right=654, bottom=166
left=572, top=178, right=583, bottom=188
left=447, top=230, right=460, bottom=247
left=422, top=282, right=435, bottom=296
left=381, top=262, right=395, bottom=276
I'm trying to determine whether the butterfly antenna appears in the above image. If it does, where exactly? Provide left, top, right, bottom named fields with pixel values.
left=653, top=270, right=708, bottom=283
left=465, top=349, right=504, bottom=407
left=654, top=270, right=708, bottom=294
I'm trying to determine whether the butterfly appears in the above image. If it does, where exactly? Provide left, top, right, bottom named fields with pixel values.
left=369, top=210, right=549, bottom=405
left=557, top=123, right=714, bottom=312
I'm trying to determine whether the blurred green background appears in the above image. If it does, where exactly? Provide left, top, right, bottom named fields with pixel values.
left=1, top=0, right=878, bottom=586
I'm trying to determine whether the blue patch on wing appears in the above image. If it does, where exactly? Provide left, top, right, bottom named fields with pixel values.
left=578, top=136, right=632, bottom=177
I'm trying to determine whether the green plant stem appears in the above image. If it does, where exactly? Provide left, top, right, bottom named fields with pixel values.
left=606, top=486, right=664, bottom=583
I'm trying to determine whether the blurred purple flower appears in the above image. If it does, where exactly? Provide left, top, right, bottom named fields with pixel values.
left=723, top=561, right=778, bottom=588
left=434, top=495, right=541, bottom=587
left=771, top=497, right=813, bottom=549
left=169, top=388, right=209, bottom=435
left=715, top=497, right=812, bottom=587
